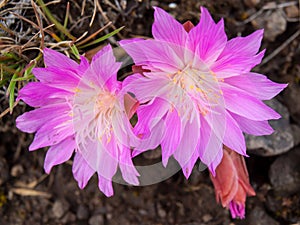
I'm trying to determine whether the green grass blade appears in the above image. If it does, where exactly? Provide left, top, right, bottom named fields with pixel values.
left=79, top=26, right=124, bottom=48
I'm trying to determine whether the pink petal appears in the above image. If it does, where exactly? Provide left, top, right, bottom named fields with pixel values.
left=98, top=175, right=114, bottom=197
left=122, top=73, right=170, bottom=103
left=17, top=82, right=71, bottom=107
left=152, top=7, right=187, bottom=46
left=29, top=115, right=73, bottom=150
left=218, top=30, right=263, bottom=58
left=222, top=85, right=281, bottom=121
left=118, top=145, right=139, bottom=185
left=173, top=111, right=200, bottom=178
left=223, top=112, right=247, bottom=156
left=225, top=72, right=288, bottom=100
left=72, top=153, right=95, bottom=189
left=88, top=45, right=122, bottom=91
left=44, top=136, right=75, bottom=173
left=133, top=98, right=168, bottom=153
left=212, top=50, right=265, bottom=78
left=43, top=48, right=79, bottom=72
left=16, top=103, right=70, bottom=133
left=161, top=109, right=181, bottom=167
left=230, top=112, right=274, bottom=135
left=120, top=39, right=185, bottom=74
left=33, top=67, right=80, bottom=91
left=187, top=7, right=227, bottom=65
left=199, top=116, right=223, bottom=175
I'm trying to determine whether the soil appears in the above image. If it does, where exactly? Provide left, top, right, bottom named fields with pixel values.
left=0, top=0, right=299, bottom=225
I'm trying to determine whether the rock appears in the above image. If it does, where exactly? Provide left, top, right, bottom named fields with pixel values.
left=283, top=82, right=300, bottom=125
left=252, top=10, right=287, bottom=41
left=52, top=199, right=70, bottom=219
left=248, top=206, right=279, bottom=225
left=285, top=5, right=299, bottom=18
left=88, top=214, right=104, bottom=225
left=10, top=164, right=24, bottom=177
left=266, top=191, right=300, bottom=223
left=244, top=0, right=260, bottom=8
left=202, top=214, right=213, bottom=223
left=291, top=125, right=300, bottom=146
left=76, top=204, right=89, bottom=220
left=246, top=99, right=294, bottom=156
left=269, top=147, right=300, bottom=195
left=0, top=157, right=9, bottom=186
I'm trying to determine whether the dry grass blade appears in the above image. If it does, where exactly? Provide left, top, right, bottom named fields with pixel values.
left=11, top=188, right=51, bottom=198
left=76, top=21, right=112, bottom=46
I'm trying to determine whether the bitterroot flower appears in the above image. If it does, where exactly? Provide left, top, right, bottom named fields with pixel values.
left=121, top=6, right=287, bottom=177
left=209, top=147, right=256, bottom=219
left=16, top=45, right=140, bottom=196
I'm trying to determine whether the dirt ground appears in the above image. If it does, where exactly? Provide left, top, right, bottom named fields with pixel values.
left=0, top=0, right=300, bottom=225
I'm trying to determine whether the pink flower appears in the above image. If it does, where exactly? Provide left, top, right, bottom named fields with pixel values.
left=16, top=46, right=140, bottom=196
left=209, top=146, right=256, bottom=219
left=121, top=7, right=287, bottom=177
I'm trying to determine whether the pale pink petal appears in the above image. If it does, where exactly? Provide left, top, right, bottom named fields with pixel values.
left=230, top=112, right=274, bottom=135
left=222, top=85, right=281, bottom=121
left=133, top=98, right=169, bottom=153
left=29, top=116, right=73, bottom=150
left=218, top=30, right=263, bottom=58
left=120, top=39, right=185, bottom=74
left=43, top=48, right=79, bottom=72
left=223, top=112, right=247, bottom=156
left=72, top=153, right=95, bottom=189
left=123, top=74, right=170, bottom=103
left=98, top=175, right=114, bottom=197
left=225, top=72, right=288, bottom=100
left=212, top=50, right=265, bottom=78
left=33, top=67, right=80, bottom=91
left=161, top=109, right=181, bottom=167
left=119, top=145, right=139, bottom=185
left=152, top=7, right=187, bottom=46
left=17, top=82, right=71, bottom=107
left=199, top=116, right=223, bottom=175
left=187, top=7, right=227, bottom=65
left=16, top=103, right=70, bottom=133
left=88, top=45, right=122, bottom=90
left=44, top=136, right=75, bottom=173
left=173, top=111, right=200, bottom=178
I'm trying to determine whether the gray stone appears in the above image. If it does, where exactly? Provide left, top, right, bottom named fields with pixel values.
left=246, top=99, right=294, bottom=156
left=291, top=124, right=300, bottom=146
left=269, top=147, right=300, bottom=195
left=248, top=206, right=279, bottom=225
left=76, top=204, right=89, bottom=220
left=88, top=214, right=104, bottom=225
left=52, top=199, right=70, bottom=219
left=283, top=82, right=300, bottom=125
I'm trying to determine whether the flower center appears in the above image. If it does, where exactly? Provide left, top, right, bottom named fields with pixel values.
left=168, top=63, right=224, bottom=116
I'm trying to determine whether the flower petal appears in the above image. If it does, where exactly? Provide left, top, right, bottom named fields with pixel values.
left=161, top=109, right=181, bottom=167
left=219, top=30, right=263, bottom=58
left=29, top=115, right=73, bottom=150
left=43, top=48, right=79, bottom=72
left=222, top=85, right=281, bottom=121
left=230, top=112, right=274, bottom=135
left=44, top=136, right=75, bottom=173
left=173, top=111, right=200, bottom=178
left=16, top=103, right=70, bottom=133
left=72, top=152, right=95, bottom=189
left=224, top=72, right=288, bottom=100
left=187, top=7, right=227, bottom=65
left=118, top=145, right=139, bottom=185
left=223, top=112, right=247, bottom=156
left=33, top=67, right=80, bottom=91
left=120, top=39, right=185, bottom=74
left=17, top=82, right=71, bottom=107
left=152, top=7, right=187, bottom=46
